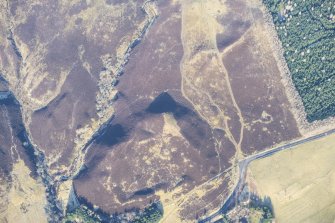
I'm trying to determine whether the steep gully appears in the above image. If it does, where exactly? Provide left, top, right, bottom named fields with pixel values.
left=1, top=1, right=158, bottom=222
left=0, top=86, right=63, bottom=222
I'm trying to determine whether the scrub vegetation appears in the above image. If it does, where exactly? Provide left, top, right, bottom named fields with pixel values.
left=132, top=202, right=163, bottom=223
left=63, top=205, right=101, bottom=223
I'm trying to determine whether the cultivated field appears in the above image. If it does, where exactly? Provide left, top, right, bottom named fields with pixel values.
left=249, top=134, right=335, bottom=223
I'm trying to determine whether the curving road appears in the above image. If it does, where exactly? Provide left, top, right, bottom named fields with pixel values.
left=199, top=128, right=335, bottom=223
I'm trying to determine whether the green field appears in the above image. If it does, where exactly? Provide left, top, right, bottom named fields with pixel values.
left=263, top=0, right=335, bottom=121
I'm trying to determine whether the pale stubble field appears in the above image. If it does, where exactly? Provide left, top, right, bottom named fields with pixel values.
left=249, top=134, right=335, bottom=223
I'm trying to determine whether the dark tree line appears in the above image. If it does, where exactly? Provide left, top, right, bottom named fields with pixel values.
left=264, top=0, right=335, bottom=121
